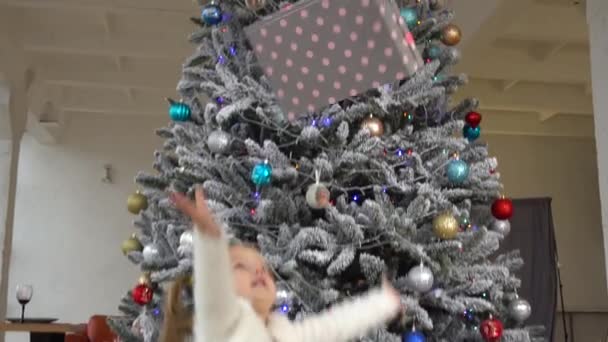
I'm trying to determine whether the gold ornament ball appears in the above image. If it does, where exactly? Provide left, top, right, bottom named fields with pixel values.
left=127, top=191, right=148, bottom=214
left=245, top=0, right=266, bottom=10
left=139, top=273, right=151, bottom=285
left=361, top=116, right=385, bottom=137
left=121, top=235, right=143, bottom=255
left=433, top=212, right=459, bottom=239
left=441, top=24, right=462, bottom=46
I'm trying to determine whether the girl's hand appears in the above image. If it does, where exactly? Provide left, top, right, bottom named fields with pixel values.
left=382, top=275, right=403, bottom=315
left=171, top=187, right=221, bottom=238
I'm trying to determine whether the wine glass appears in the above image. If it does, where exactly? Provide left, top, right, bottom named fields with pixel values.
left=16, top=285, right=33, bottom=323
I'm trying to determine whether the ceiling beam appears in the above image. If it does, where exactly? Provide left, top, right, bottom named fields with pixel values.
left=62, top=107, right=165, bottom=117
left=462, top=0, right=535, bottom=47
left=22, top=35, right=190, bottom=60
left=39, top=68, right=178, bottom=90
left=538, top=111, right=559, bottom=122
left=482, top=110, right=594, bottom=138
left=496, top=80, right=519, bottom=92
left=456, top=46, right=590, bottom=84
left=456, top=78, right=593, bottom=116
left=0, top=0, right=195, bottom=13
left=529, top=41, right=568, bottom=61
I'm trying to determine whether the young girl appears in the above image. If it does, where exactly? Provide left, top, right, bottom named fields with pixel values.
left=170, top=188, right=403, bottom=342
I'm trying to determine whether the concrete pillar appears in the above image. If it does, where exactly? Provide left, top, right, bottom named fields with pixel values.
left=587, top=0, right=608, bottom=292
left=0, top=70, right=27, bottom=342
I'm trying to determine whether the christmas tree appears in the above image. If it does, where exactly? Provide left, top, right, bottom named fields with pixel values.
left=110, top=0, right=545, bottom=341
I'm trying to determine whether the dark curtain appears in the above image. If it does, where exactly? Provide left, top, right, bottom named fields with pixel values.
left=497, top=198, right=557, bottom=341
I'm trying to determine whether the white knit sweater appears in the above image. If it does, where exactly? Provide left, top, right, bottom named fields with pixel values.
left=193, top=231, right=401, bottom=342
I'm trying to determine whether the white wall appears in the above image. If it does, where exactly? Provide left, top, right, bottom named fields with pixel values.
left=5, top=114, right=165, bottom=342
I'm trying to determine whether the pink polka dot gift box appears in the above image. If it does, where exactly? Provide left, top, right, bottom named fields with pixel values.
left=245, top=0, right=424, bottom=121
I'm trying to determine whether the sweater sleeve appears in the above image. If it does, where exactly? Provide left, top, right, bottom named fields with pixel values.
left=193, top=229, right=241, bottom=341
left=289, top=287, right=401, bottom=342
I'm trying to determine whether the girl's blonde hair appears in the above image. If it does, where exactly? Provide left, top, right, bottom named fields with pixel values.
left=160, top=277, right=193, bottom=342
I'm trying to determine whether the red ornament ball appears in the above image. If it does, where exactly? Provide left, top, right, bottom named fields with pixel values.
left=480, top=316, right=504, bottom=342
left=132, top=283, right=153, bottom=305
left=491, top=197, right=513, bottom=220
left=465, top=111, right=482, bottom=128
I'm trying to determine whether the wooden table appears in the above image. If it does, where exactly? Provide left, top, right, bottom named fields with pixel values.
left=0, top=323, right=85, bottom=342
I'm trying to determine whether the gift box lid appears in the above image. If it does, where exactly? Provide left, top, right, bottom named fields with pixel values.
left=245, top=0, right=423, bottom=120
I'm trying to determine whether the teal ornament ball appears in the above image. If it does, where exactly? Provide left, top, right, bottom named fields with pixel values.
left=403, top=330, right=426, bottom=342
left=447, top=159, right=469, bottom=184
left=400, top=7, right=418, bottom=29
left=459, top=215, right=471, bottom=229
left=463, top=124, right=481, bottom=141
left=425, top=44, right=442, bottom=60
left=169, top=102, right=191, bottom=121
left=202, top=4, right=223, bottom=25
left=251, top=162, right=272, bottom=186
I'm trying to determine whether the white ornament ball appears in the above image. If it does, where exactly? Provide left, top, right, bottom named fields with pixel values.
left=275, top=283, right=294, bottom=303
left=131, top=316, right=143, bottom=337
left=431, top=288, right=444, bottom=298
left=142, top=244, right=160, bottom=262
left=180, top=230, right=194, bottom=247
left=509, top=298, right=532, bottom=322
left=305, top=183, right=330, bottom=209
left=178, top=231, right=194, bottom=257
left=407, top=264, right=434, bottom=293
left=491, top=219, right=511, bottom=236
left=207, top=130, right=231, bottom=154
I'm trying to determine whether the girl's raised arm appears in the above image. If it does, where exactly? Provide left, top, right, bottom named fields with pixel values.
left=172, top=188, right=241, bottom=341
left=286, top=279, right=402, bottom=342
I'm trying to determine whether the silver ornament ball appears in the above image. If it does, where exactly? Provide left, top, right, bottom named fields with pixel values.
left=509, top=298, right=532, bottom=322
left=407, top=264, right=434, bottom=293
left=207, top=130, right=231, bottom=154
left=447, top=47, right=461, bottom=62
left=142, top=244, right=160, bottom=262
left=491, top=219, right=511, bottom=236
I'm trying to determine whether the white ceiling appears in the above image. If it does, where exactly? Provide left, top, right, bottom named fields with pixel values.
left=0, top=0, right=594, bottom=143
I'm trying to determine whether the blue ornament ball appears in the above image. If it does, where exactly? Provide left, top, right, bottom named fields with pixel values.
left=403, top=330, right=426, bottom=342
left=400, top=7, right=418, bottom=28
left=169, top=102, right=191, bottom=121
left=463, top=124, right=481, bottom=141
left=447, top=159, right=469, bottom=184
left=251, top=162, right=272, bottom=186
left=201, top=4, right=223, bottom=25
left=425, top=44, right=442, bottom=60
